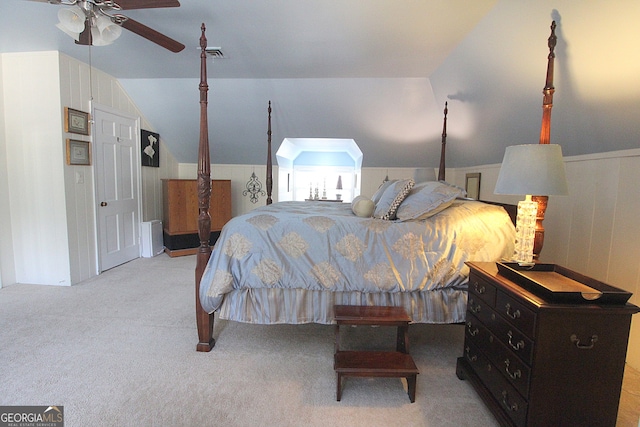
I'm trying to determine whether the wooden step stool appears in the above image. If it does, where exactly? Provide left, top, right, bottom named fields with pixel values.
left=333, top=305, right=419, bottom=402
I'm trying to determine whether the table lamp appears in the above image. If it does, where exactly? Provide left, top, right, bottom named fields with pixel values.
left=494, top=144, right=568, bottom=264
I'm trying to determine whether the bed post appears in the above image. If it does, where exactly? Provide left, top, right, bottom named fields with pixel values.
left=266, top=101, right=273, bottom=205
left=437, top=102, right=448, bottom=181
left=532, top=21, right=557, bottom=259
left=195, top=23, right=215, bottom=352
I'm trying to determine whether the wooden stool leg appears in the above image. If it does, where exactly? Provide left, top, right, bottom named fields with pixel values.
left=396, top=325, right=409, bottom=353
left=407, top=375, right=416, bottom=403
left=336, top=373, right=342, bottom=401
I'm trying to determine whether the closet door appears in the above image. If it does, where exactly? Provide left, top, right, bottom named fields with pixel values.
left=94, top=105, right=141, bottom=271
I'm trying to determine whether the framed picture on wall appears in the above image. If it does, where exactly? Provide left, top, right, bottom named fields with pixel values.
left=141, top=129, right=160, bottom=167
left=465, top=172, right=481, bottom=200
left=64, top=107, right=90, bottom=135
left=66, top=139, right=91, bottom=165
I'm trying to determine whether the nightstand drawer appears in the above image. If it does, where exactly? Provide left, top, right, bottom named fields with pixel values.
left=496, top=291, right=536, bottom=338
left=469, top=273, right=497, bottom=306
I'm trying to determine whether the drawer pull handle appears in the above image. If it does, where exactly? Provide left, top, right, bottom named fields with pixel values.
left=467, top=322, right=479, bottom=336
left=570, top=334, right=598, bottom=350
left=468, top=298, right=481, bottom=314
left=470, top=304, right=481, bottom=314
left=501, top=391, right=519, bottom=412
left=474, top=281, right=486, bottom=294
left=465, top=346, right=477, bottom=362
left=507, top=330, right=525, bottom=351
left=504, top=359, right=522, bottom=380
left=505, top=303, right=521, bottom=320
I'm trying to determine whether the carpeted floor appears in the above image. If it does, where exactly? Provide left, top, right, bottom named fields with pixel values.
left=0, top=254, right=637, bottom=427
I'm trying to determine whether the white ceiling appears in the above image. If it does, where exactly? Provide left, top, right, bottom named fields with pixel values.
left=2, top=1, right=639, bottom=167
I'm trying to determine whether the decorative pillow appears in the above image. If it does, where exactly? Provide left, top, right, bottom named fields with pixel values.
left=373, top=179, right=415, bottom=220
left=395, top=181, right=466, bottom=221
left=351, top=195, right=375, bottom=218
left=371, top=179, right=397, bottom=205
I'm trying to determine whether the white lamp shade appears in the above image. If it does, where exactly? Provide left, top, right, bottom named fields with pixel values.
left=57, top=6, right=86, bottom=34
left=494, top=144, right=568, bottom=196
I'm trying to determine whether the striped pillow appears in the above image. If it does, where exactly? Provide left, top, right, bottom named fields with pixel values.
left=373, top=179, right=415, bottom=220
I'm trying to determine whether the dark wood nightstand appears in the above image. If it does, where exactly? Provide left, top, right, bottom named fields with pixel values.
left=333, top=305, right=419, bottom=402
left=457, top=262, right=639, bottom=426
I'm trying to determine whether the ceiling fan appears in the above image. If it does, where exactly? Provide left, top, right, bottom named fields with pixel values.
left=31, top=0, right=185, bottom=52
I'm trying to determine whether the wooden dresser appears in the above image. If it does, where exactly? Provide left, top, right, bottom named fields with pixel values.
left=162, top=179, right=231, bottom=257
left=457, top=262, right=639, bottom=427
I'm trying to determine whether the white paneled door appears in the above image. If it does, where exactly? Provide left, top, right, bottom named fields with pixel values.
left=93, top=106, right=141, bottom=272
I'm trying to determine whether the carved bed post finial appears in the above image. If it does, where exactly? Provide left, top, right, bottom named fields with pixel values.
left=539, top=20, right=557, bottom=146
left=266, top=100, right=273, bottom=205
left=438, top=101, right=448, bottom=181
left=532, top=20, right=557, bottom=260
left=195, top=23, right=215, bottom=352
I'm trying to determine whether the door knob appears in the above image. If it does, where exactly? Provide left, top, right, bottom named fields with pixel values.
left=100, top=202, right=107, bottom=207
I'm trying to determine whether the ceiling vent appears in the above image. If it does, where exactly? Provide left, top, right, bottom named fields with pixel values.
left=204, top=47, right=225, bottom=59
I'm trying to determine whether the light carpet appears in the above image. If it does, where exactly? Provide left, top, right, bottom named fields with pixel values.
left=0, top=253, right=624, bottom=426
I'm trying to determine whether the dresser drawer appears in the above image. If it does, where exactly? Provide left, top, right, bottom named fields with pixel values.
left=464, top=312, right=491, bottom=350
left=486, top=310, right=534, bottom=366
left=465, top=340, right=528, bottom=427
left=467, top=293, right=489, bottom=319
left=484, top=368, right=528, bottom=427
left=469, top=273, right=497, bottom=306
left=496, top=291, right=536, bottom=338
left=467, top=312, right=532, bottom=399
left=491, top=335, right=531, bottom=399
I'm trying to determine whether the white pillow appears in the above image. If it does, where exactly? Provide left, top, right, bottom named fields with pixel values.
left=374, top=179, right=415, bottom=220
left=371, top=179, right=397, bottom=205
left=395, top=181, right=466, bottom=221
left=351, top=195, right=375, bottom=217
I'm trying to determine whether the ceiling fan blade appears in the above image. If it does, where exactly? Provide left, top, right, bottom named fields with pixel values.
left=120, top=18, right=185, bottom=52
left=115, top=0, right=180, bottom=10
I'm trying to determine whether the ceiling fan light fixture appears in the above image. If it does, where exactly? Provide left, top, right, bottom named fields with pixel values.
left=57, top=6, right=86, bottom=34
left=55, top=22, right=81, bottom=41
left=95, top=14, right=122, bottom=44
left=44, top=0, right=184, bottom=52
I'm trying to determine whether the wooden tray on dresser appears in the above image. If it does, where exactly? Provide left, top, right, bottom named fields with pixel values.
left=497, top=262, right=633, bottom=304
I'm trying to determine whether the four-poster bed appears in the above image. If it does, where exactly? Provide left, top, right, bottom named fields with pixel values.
left=194, top=25, right=516, bottom=352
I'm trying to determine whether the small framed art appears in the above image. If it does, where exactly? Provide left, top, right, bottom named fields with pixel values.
left=64, top=107, right=90, bottom=135
left=465, top=172, right=481, bottom=200
left=66, top=139, right=91, bottom=165
left=141, top=129, right=160, bottom=167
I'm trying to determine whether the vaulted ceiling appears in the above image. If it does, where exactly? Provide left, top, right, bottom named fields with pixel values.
left=2, top=1, right=639, bottom=167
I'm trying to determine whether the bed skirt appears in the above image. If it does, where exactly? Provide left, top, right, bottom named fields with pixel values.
left=216, top=287, right=468, bottom=325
